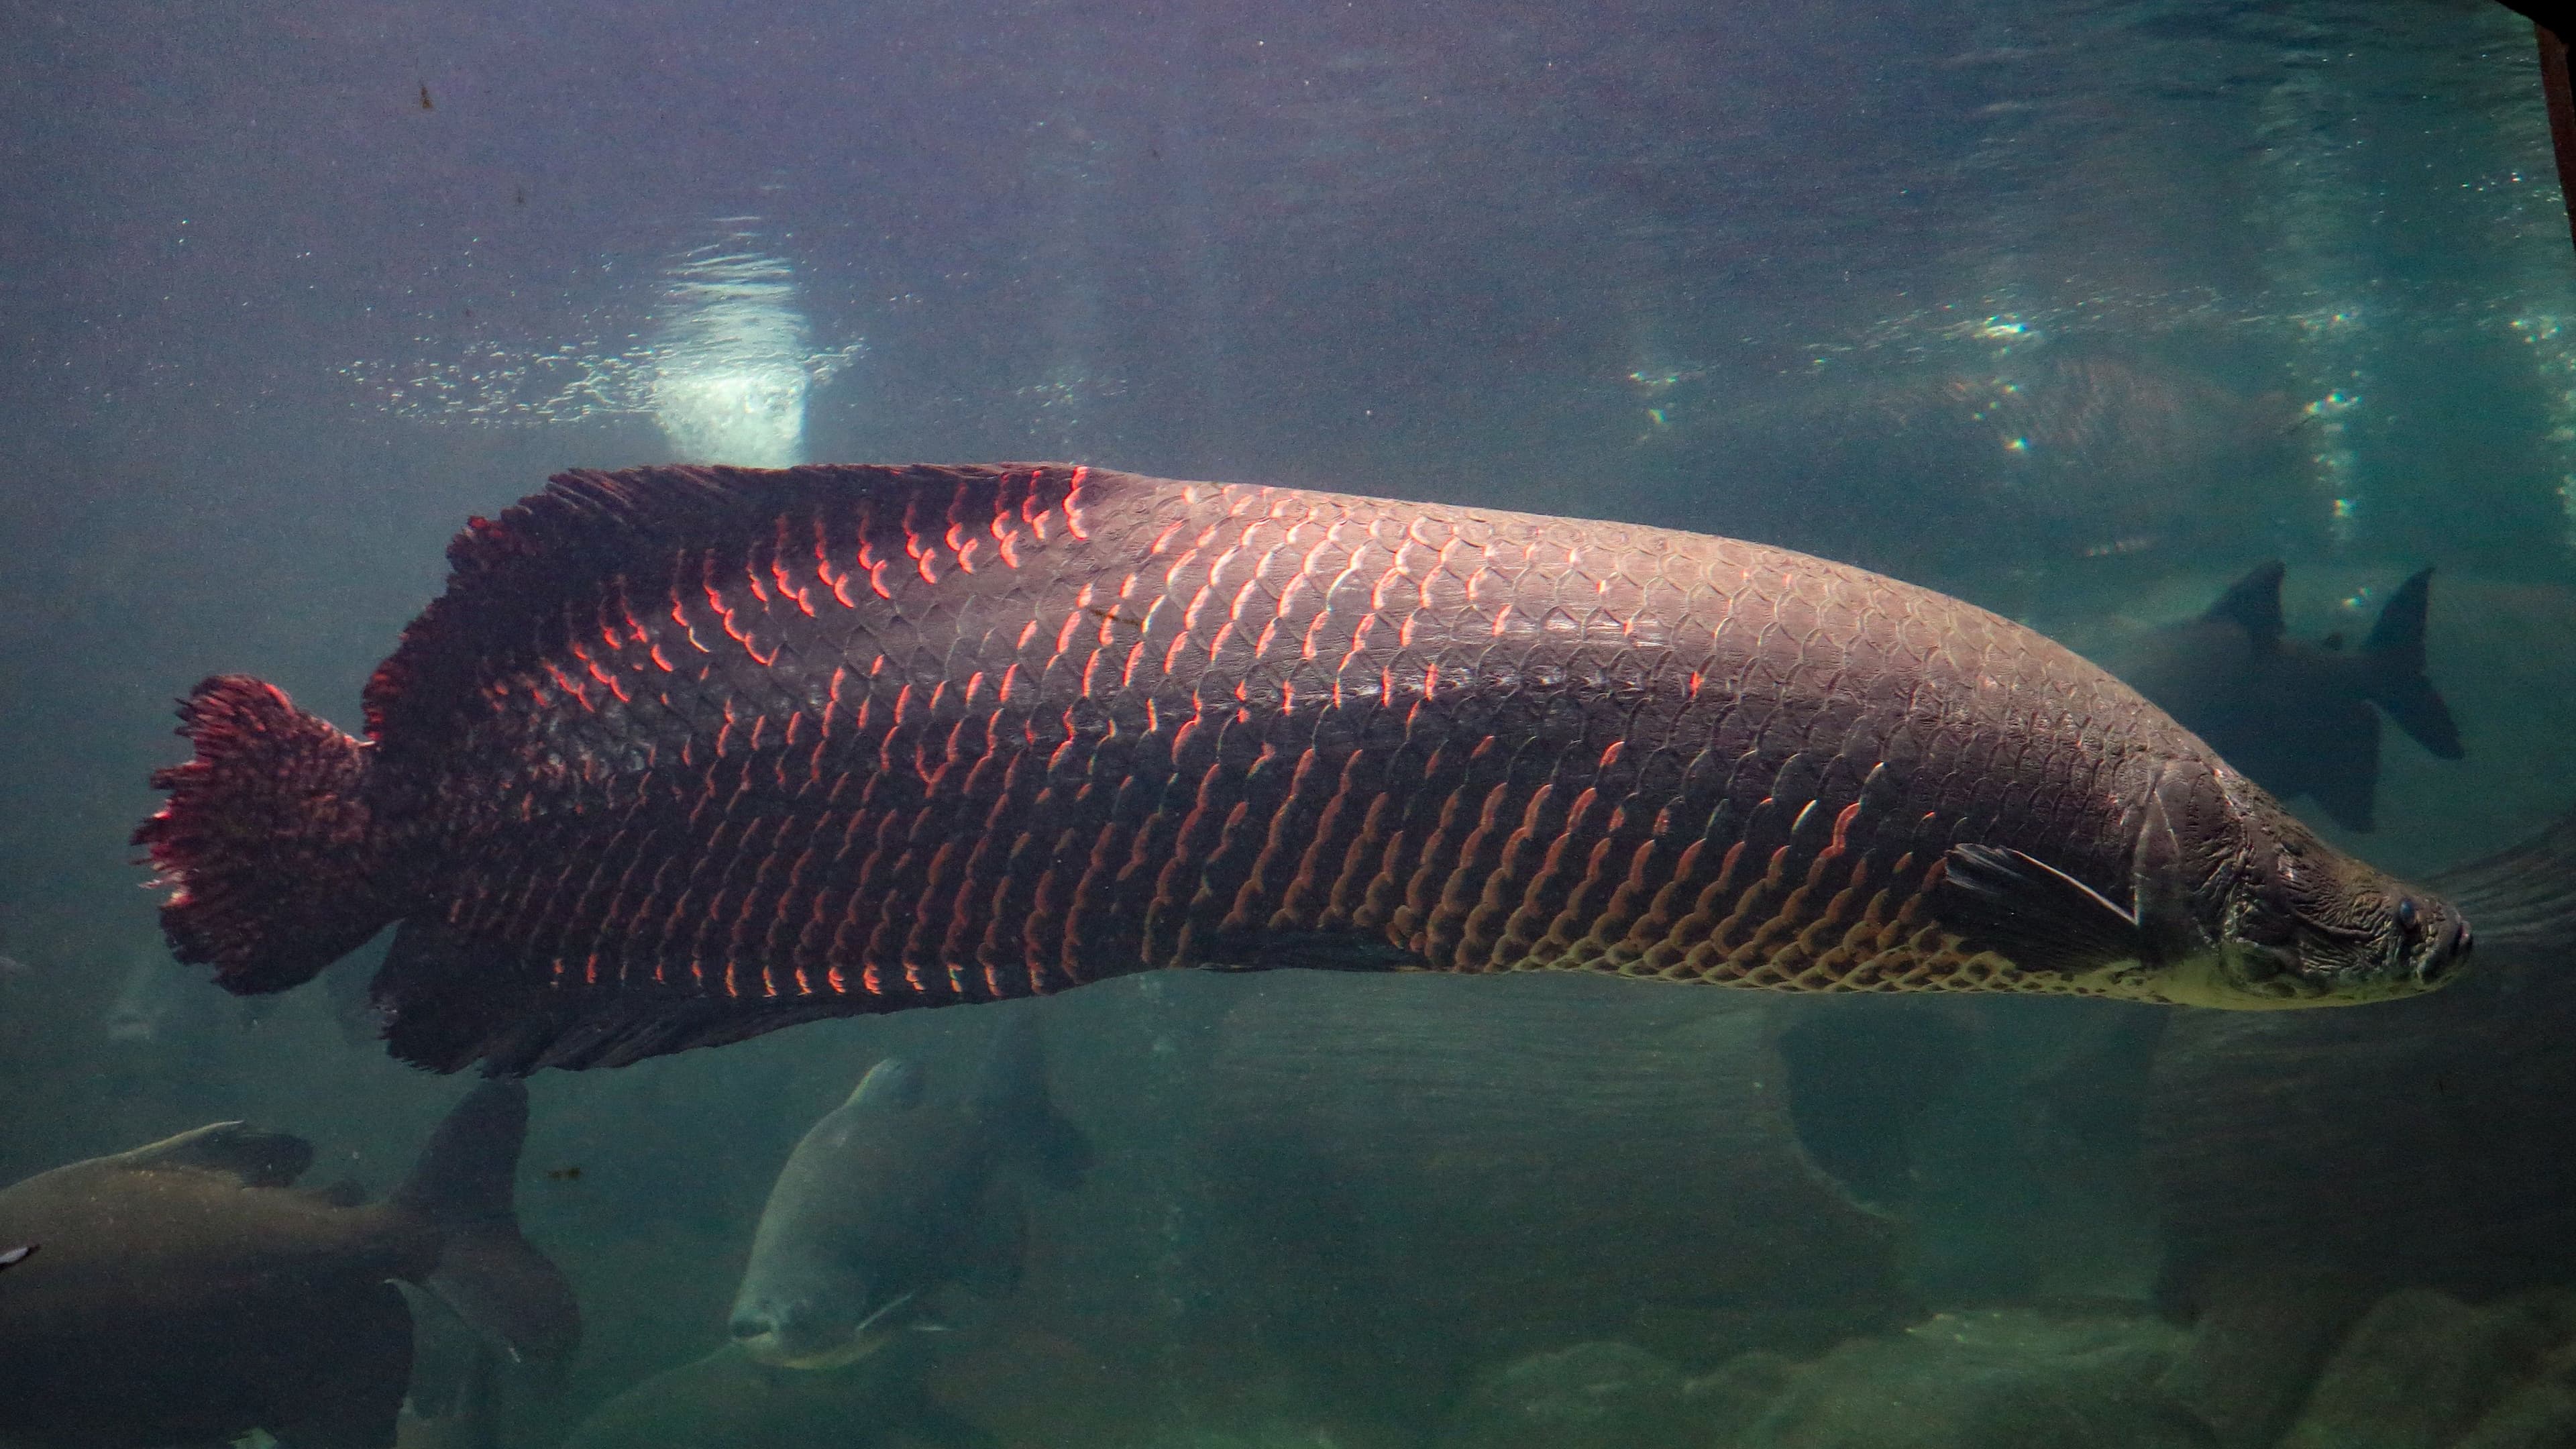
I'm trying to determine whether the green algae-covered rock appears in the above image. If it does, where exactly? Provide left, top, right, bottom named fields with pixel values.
left=1433, top=1340, right=1708, bottom=1449
left=2156, top=1263, right=2381, bottom=1449
left=2277, top=1289, right=2576, bottom=1449
left=1729, top=1307, right=2211, bottom=1449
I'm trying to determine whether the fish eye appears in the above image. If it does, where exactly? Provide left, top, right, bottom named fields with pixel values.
left=2395, top=897, right=2420, bottom=932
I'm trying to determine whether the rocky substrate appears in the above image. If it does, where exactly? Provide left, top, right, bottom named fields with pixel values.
left=1429, top=1286, right=2576, bottom=1449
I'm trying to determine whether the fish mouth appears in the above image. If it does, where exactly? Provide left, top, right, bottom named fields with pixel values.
left=737, top=1291, right=920, bottom=1370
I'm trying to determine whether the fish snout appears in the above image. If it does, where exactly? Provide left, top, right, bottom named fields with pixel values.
left=731, top=1295, right=902, bottom=1370
left=2417, top=912, right=2471, bottom=988
left=729, top=1299, right=821, bottom=1360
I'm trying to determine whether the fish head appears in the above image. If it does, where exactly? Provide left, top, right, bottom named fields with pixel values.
left=2191, top=774, right=2471, bottom=1007
left=728, top=1058, right=952, bottom=1371
left=727, top=1270, right=922, bottom=1369
left=727, top=1193, right=937, bottom=1370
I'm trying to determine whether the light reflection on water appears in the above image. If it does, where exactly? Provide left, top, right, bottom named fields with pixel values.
left=652, top=238, right=824, bottom=466
left=343, top=225, right=863, bottom=466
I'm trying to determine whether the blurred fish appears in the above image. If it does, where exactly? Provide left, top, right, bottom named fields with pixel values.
left=0, top=953, right=30, bottom=981
left=0, top=1245, right=30, bottom=1271
left=323, top=949, right=390, bottom=1048
left=136, top=465, right=2489, bottom=1076
left=2104, top=562, right=2463, bottom=833
left=729, top=1013, right=1089, bottom=1371
left=394, top=1340, right=500, bottom=1449
left=1656, top=352, right=2310, bottom=574
left=103, top=953, right=183, bottom=1043
left=0, top=1082, right=580, bottom=1449
left=560, top=1340, right=996, bottom=1449
left=1933, top=355, right=2306, bottom=551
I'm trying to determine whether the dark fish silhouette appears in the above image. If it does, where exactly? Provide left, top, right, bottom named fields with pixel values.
left=2106, top=562, right=2463, bottom=833
left=729, top=1012, right=1087, bottom=1370
left=394, top=1339, right=502, bottom=1449
left=137, top=465, right=2477, bottom=1075
left=0, top=1083, right=578, bottom=1449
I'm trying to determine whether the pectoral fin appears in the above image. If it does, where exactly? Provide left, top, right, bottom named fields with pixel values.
left=1937, top=844, right=2151, bottom=976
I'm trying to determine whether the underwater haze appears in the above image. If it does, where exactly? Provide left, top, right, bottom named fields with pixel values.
left=7, top=0, right=2576, bottom=1446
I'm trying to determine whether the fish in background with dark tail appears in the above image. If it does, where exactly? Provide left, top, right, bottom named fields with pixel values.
left=729, top=1010, right=1089, bottom=1371
left=137, top=464, right=2534, bottom=1075
left=555, top=1014, right=1091, bottom=1449
left=2102, top=561, right=2464, bottom=833
left=0, top=1081, right=580, bottom=1449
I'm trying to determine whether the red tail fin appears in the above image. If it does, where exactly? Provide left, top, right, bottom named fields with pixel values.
left=133, top=676, right=396, bottom=993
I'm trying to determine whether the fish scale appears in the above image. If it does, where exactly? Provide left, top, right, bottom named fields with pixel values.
left=136, top=463, right=2470, bottom=1074
left=439, top=468, right=2127, bottom=997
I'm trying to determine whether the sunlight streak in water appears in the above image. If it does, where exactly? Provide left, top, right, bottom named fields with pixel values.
left=343, top=228, right=862, bottom=462
left=651, top=242, right=818, bottom=466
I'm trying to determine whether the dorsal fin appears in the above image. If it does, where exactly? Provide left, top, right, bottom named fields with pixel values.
left=2203, top=561, right=2287, bottom=641
left=111, top=1121, right=313, bottom=1187
left=968, top=1014, right=1093, bottom=1191
left=362, top=464, right=1113, bottom=755
left=847, top=1057, right=926, bottom=1111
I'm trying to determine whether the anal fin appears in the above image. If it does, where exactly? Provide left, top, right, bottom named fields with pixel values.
left=373, top=918, right=853, bottom=1075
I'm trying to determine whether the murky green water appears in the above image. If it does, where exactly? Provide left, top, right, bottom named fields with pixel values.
left=5, top=2, right=2576, bottom=1446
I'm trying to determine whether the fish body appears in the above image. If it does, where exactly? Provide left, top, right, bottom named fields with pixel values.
left=2104, top=562, right=2463, bottom=833
left=0, top=1084, right=578, bottom=1449
left=561, top=1341, right=996, bottom=1449
left=137, top=464, right=2469, bottom=1075
left=729, top=1013, right=1087, bottom=1370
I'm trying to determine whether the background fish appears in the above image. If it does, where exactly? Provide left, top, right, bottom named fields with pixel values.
left=1643, top=351, right=2314, bottom=581
left=101, top=951, right=183, bottom=1044
left=136, top=464, right=2476, bottom=1075
left=730, top=1012, right=1089, bottom=1371
left=559, top=1340, right=998, bottom=1449
left=0, top=1082, right=579, bottom=1449
left=2102, top=561, right=2464, bottom=833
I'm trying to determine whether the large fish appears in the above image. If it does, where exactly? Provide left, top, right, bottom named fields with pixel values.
left=729, top=1012, right=1089, bottom=1371
left=0, top=1082, right=579, bottom=1449
left=2103, top=561, right=2463, bottom=833
left=138, top=464, right=2479, bottom=1075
